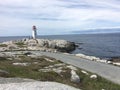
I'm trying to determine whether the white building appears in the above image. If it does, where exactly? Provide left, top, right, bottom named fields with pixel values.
left=32, top=25, right=37, bottom=39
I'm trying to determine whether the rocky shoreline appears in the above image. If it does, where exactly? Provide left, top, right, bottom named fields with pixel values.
left=0, top=38, right=120, bottom=67
left=0, top=38, right=76, bottom=53
left=73, top=53, right=120, bottom=66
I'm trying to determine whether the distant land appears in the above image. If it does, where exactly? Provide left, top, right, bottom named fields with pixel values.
left=0, top=28, right=120, bottom=37
left=71, top=28, right=120, bottom=34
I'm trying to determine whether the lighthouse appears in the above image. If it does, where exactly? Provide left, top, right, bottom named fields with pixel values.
left=32, top=25, right=37, bottom=39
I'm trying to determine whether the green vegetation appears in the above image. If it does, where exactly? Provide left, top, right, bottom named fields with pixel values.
left=15, top=42, right=25, bottom=47
left=0, top=44, right=7, bottom=47
left=76, top=70, right=120, bottom=90
left=0, top=55, right=120, bottom=90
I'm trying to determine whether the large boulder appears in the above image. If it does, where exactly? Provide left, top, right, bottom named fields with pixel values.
left=25, top=39, right=38, bottom=46
left=37, top=39, right=50, bottom=48
left=71, top=70, right=80, bottom=83
left=53, top=40, right=76, bottom=52
left=28, top=39, right=76, bottom=52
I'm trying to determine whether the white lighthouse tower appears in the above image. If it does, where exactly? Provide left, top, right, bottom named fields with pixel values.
left=32, top=25, right=37, bottom=39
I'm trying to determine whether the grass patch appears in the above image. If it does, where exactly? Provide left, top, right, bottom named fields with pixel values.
left=0, top=57, right=8, bottom=61
left=0, top=55, right=120, bottom=90
left=15, top=42, right=25, bottom=48
left=76, top=70, right=120, bottom=90
left=0, top=44, right=7, bottom=47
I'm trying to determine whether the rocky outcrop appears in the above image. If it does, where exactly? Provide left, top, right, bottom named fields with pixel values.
left=0, top=39, right=76, bottom=53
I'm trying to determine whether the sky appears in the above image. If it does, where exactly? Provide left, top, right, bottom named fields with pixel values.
left=0, top=0, right=120, bottom=36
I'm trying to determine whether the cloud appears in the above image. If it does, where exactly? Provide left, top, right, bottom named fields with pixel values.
left=0, top=0, right=120, bottom=36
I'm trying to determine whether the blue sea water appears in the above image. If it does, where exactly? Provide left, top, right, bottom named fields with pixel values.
left=0, top=33, right=120, bottom=58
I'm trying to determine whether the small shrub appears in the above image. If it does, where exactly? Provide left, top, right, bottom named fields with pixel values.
left=15, top=42, right=25, bottom=47
left=0, top=44, right=7, bottom=47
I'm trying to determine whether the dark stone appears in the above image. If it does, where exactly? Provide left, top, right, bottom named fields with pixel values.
left=110, top=57, right=120, bottom=62
left=56, top=42, right=76, bottom=53
left=24, top=52, right=33, bottom=56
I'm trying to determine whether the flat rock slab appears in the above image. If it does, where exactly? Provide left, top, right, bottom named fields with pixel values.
left=0, top=78, right=35, bottom=84
left=0, top=81, right=80, bottom=90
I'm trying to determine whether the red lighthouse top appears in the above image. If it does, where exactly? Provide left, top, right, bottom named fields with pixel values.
left=32, top=25, right=37, bottom=30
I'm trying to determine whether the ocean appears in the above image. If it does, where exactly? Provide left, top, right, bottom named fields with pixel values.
left=0, top=33, right=120, bottom=59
